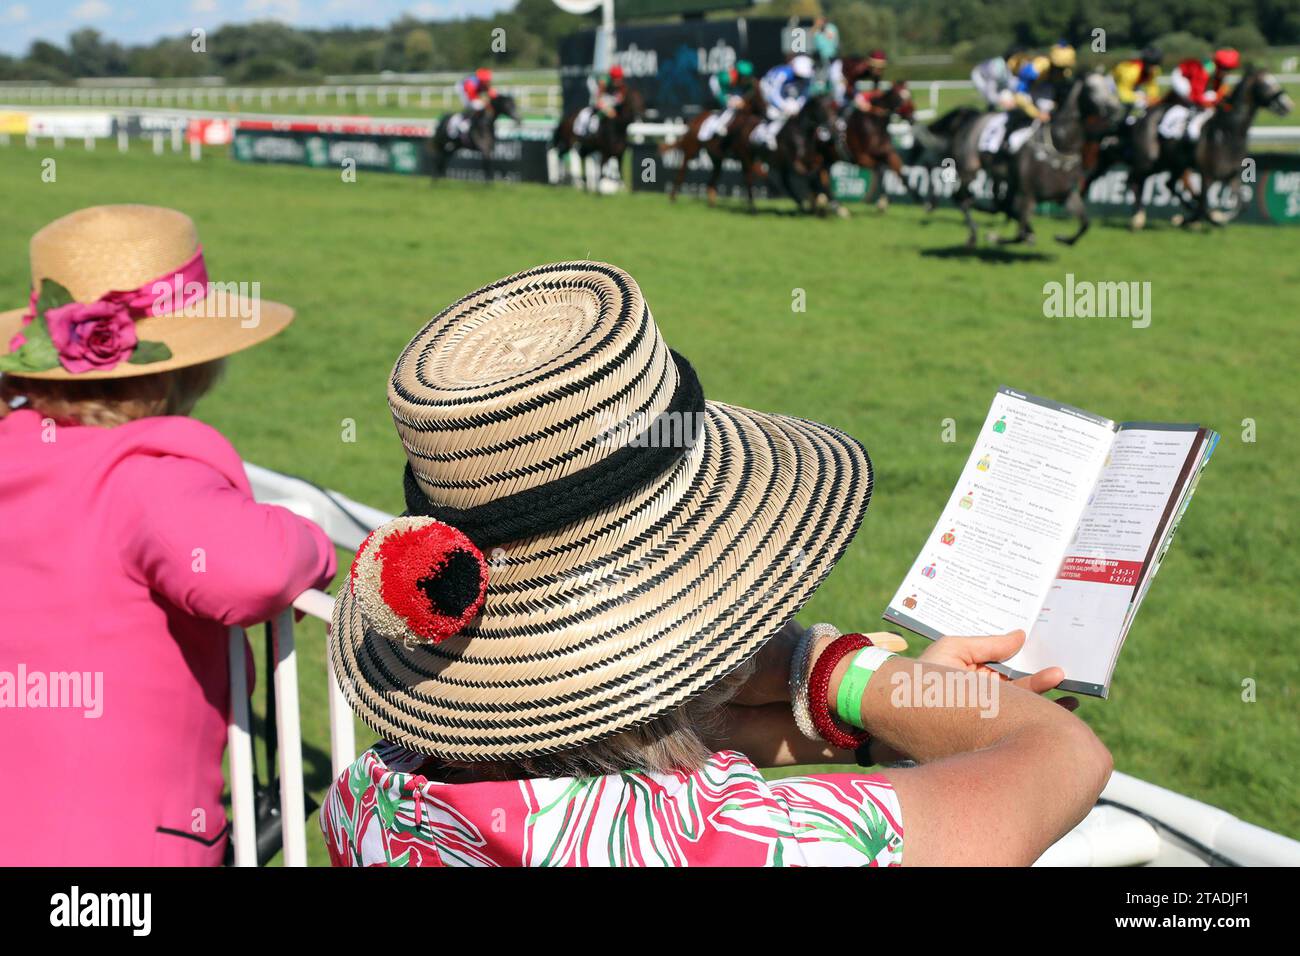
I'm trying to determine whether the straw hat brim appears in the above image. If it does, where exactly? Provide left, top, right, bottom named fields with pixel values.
left=331, top=399, right=872, bottom=762
left=0, top=299, right=294, bottom=380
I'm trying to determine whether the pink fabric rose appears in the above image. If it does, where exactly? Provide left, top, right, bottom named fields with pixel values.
left=45, top=301, right=138, bottom=373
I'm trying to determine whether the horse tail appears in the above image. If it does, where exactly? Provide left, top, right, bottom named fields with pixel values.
left=550, top=118, right=568, bottom=152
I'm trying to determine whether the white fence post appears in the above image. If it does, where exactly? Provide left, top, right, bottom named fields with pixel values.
left=273, top=609, right=308, bottom=867
left=227, top=627, right=258, bottom=867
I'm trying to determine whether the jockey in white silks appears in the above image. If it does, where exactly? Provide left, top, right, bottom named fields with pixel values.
left=977, top=45, right=1072, bottom=156
left=970, top=49, right=1022, bottom=112
left=751, top=54, right=814, bottom=150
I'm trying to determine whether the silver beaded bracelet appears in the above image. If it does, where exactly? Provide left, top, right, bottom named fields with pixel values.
left=789, top=622, right=840, bottom=741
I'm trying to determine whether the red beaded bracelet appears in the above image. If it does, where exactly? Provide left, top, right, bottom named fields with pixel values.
left=808, top=632, right=875, bottom=750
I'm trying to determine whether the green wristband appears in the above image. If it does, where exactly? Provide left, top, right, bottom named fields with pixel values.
left=835, top=646, right=898, bottom=730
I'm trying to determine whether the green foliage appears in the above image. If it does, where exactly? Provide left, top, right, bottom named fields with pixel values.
left=127, top=340, right=174, bottom=365
left=1217, top=24, right=1270, bottom=56
left=1152, top=30, right=1213, bottom=63
left=5, top=0, right=1297, bottom=82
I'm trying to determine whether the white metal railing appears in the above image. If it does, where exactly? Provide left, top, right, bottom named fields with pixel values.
left=226, top=464, right=392, bottom=866
left=3, top=74, right=1299, bottom=118
left=0, top=82, right=563, bottom=115
left=237, top=462, right=1300, bottom=866
left=226, top=600, right=328, bottom=867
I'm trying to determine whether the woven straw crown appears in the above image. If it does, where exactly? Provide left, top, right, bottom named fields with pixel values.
left=29, top=204, right=199, bottom=303
left=391, top=262, right=676, bottom=510
left=331, top=261, right=872, bottom=761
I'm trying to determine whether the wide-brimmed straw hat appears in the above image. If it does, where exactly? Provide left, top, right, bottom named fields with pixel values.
left=0, top=204, right=293, bottom=380
left=331, top=262, right=872, bottom=761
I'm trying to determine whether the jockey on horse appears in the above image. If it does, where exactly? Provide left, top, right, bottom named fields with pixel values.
left=752, top=54, right=815, bottom=151
left=1113, top=45, right=1163, bottom=116
left=980, top=44, right=1076, bottom=161
left=431, top=67, right=519, bottom=180
left=1159, top=47, right=1240, bottom=143
left=447, top=68, right=495, bottom=143
left=574, top=65, right=629, bottom=139
left=698, top=59, right=756, bottom=145
left=552, top=65, right=644, bottom=189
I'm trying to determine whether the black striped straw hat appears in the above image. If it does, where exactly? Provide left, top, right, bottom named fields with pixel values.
left=330, top=261, right=872, bottom=761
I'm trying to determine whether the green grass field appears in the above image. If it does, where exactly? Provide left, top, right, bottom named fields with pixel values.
left=2, top=143, right=1297, bottom=863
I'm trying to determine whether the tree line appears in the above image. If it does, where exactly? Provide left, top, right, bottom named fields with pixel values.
left=0, top=0, right=1294, bottom=83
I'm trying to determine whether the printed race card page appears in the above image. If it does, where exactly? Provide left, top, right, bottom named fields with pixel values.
left=884, top=387, right=1216, bottom=697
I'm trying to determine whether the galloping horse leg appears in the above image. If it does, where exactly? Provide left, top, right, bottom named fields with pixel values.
left=956, top=181, right=979, bottom=248
left=706, top=144, right=724, bottom=206
left=1196, top=173, right=1229, bottom=227
left=778, top=164, right=803, bottom=214
left=1171, top=169, right=1201, bottom=225
left=480, top=136, right=493, bottom=185
left=992, top=191, right=1034, bottom=245
left=1126, top=171, right=1149, bottom=230
left=1055, top=189, right=1089, bottom=246
left=669, top=133, right=698, bottom=202
left=744, top=160, right=759, bottom=213
left=862, top=158, right=885, bottom=210
left=884, top=151, right=927, bottom=211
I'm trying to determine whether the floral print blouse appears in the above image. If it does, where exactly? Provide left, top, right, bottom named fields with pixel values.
left=321, top=742, right=904, bottom=867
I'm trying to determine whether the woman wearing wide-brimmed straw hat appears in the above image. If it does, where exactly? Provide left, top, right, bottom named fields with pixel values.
left=321, top=262, right=1111, bottom=867
left=0, top=205, right=335, bottom=865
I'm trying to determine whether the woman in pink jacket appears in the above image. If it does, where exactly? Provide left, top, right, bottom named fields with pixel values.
left=0, top=205, right=336, bottom=865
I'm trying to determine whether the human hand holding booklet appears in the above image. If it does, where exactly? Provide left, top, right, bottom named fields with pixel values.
left=884, top=387, right=1218, bottom=697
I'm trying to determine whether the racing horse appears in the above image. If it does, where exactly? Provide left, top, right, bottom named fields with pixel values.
left=725, top=94, right=835, bottom=214
left=919, top=70, right=1123, bottom=246
left=812, top=81, right=924, bottom=215
left=551, top=88, right=646, bottom=188
left=1089, top=65, right=1293, bottom=228
left=430, top=92, right=521, bottom=182
left=664, top=88, right=761, bottom=205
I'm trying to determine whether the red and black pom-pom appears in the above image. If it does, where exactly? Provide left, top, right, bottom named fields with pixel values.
left=350, top=517, right=489, bottom=644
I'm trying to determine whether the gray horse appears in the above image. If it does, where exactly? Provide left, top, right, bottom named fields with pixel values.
left=917, top=71, right=1123, bottom=247
left=1099, top=66, right=1293, bottom=229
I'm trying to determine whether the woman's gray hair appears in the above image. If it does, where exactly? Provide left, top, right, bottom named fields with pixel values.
left=482, top=655, right=757, bottom=779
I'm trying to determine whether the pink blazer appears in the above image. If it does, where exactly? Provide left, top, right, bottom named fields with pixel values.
left=0, top=408, right=336, bottom=865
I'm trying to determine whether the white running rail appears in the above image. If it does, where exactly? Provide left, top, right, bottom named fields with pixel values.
left=238, top=461, right=1300, bottom=867
left=225, top=463, right=388, bottom=866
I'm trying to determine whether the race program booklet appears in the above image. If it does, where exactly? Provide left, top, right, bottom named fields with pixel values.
left=884, top=386, right=1218, bottom=697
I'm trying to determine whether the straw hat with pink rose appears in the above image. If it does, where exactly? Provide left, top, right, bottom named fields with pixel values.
left=0, top=204, right=293, bottom=380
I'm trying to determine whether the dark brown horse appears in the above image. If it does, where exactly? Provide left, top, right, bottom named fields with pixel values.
left=813, top=81, right=924, bottom=215
left=721, top=95, right=834, bottom=213
left=551, top=88, right=646, bottom=188
left=430, top=92, right=520, bottom=182
left=835, top=56, right=886, bottom=96
left=664, top=89, right=761, bottom=204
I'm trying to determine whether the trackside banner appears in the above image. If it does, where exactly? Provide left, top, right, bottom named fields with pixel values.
left=231, top=120, right=552, bottom=181
left=633, top=142, right=1300, bottom=225
left=557, top=17, right=804, bottom=119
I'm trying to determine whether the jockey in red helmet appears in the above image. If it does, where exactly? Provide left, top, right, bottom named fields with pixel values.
left=460, top=67, right=494, bottom=111
left=1162, top=47, right=1238, bottom=141
left=577, top=64, right=628, bottom=137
